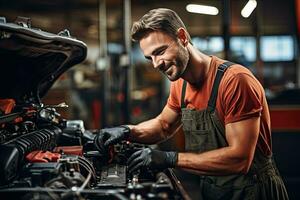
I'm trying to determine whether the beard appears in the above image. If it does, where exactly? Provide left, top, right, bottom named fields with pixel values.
left=164, top=43, right=189, bottom=81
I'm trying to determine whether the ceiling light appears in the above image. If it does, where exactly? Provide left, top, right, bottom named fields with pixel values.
left=186, top=4, right=219, bottom=15
left=241, top=0, right=257, bottom=18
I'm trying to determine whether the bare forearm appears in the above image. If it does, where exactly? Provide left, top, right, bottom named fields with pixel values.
left=177, top=147, right=252, bottom=176
left=125, top=106, right=181, bottom=144
left=127, top=116, right=178, bottom=144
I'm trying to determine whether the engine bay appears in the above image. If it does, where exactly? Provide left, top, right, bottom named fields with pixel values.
left=0, top=101, right=189, bottom=200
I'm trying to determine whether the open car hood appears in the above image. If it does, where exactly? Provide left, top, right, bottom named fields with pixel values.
left=0, top=19, right=87, bottom=103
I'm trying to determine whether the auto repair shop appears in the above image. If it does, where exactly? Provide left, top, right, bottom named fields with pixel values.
left=0, top=0, right=299, bottom=199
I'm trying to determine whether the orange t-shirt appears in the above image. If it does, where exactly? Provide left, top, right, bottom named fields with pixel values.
left=167, top=56, right=272, bottom=156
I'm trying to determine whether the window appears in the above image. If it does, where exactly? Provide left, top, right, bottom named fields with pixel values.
left=260, top=36, right=295, bottom=62
left=192, top=36, right=224, bottom=54
left=230, top=36, right=256, bottom=62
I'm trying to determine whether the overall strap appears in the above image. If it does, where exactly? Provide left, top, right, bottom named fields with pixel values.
left=181, top=80, right=187, bottom=108
left=207, top=61, right=235, bottom=112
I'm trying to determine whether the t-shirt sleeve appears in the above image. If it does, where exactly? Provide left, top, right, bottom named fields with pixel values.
left=167, top=82, right=181, bottom=113
left=222, top=73, right=263, bottom=124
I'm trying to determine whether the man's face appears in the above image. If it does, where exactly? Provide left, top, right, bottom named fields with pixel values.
left=139, top=31, right=189, bottom=81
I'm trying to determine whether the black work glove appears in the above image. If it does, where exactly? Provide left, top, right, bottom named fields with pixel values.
left=127, top=148, right=178, bottom=174
left=94, top=125, right=130, bottom=152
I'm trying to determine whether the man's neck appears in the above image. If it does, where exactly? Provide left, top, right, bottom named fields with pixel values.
left=182, top=44, right=212, bottom=88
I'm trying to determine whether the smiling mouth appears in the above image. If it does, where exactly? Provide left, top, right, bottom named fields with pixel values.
left=160, top=62, right=173, bottom=74
left=165, top=67, right=172, bottom=75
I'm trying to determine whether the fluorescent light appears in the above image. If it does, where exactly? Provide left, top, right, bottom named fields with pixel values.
left=186, top=4, right=219, bottom=15
left=241, top=0, right=257, bottom=18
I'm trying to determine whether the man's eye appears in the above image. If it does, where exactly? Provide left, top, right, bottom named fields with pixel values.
left=157, top=49, right=166, bottom=55
left=156, top=48, right=166, bottom=55
left=145, top=56, right=152, bottom=61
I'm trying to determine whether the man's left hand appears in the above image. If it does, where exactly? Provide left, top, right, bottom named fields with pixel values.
left=127, top=148, right=178, bottom=174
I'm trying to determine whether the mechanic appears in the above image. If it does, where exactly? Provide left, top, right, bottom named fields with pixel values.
left=94, top=8, right=289, bottom=199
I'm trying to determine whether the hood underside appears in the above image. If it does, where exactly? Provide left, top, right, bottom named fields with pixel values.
left=0, top=22, right=87, bottom=103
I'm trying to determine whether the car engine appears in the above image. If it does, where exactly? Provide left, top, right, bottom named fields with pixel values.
left=0, top=104, right=188, bottom=200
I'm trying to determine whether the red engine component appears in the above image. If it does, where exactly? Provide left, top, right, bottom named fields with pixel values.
left=26, top=150, right=61, bottom=163
left=53, top=146, right=83, bottom=156
left=0, top=99, right=15, bottom=114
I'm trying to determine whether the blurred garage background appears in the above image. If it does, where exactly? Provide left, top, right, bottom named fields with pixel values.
left=1, top=0, right=300, bottom=198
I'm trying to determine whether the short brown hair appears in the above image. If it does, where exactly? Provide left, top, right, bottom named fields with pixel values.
left=131, top=8, right=191, bottom=43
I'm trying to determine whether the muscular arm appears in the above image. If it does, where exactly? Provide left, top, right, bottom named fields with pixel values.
left=127, top=105, right=181, bottom=144
left=177, top=116, right=260, bottom=175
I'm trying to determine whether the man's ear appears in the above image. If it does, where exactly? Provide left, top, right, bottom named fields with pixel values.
left=177, top=28, right=188, bottom=47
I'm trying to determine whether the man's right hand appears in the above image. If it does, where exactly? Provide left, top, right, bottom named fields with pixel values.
left=94, top=125, right=131, bottom=152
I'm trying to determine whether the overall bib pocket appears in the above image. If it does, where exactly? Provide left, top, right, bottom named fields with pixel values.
left=186, top=130, right=210, bottom=152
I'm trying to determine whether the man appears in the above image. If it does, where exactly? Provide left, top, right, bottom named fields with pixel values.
left=94, top=8, right=289, bottom=199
